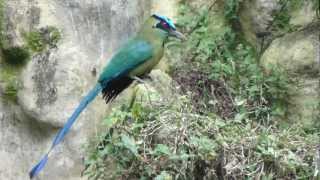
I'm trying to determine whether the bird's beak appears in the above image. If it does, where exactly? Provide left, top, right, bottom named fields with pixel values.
left=169, top=29, right=187, bottom=41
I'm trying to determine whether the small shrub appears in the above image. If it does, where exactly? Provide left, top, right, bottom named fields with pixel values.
left=3, top=79, right=19, bottom=102
left=224, top=0, right=242, bottom=21
left=171, top=2, right=290, bottom=121
left=46, top=26, right=61, bottom=47
left=23, top=26, right=61, bottom=52
left=24, top=31, right=46, bottom=52
left=0, top=65, right=22, bottom=102
left=2, top=46, right=30, bottom=65
left=84, top=99, right=318, bottom=179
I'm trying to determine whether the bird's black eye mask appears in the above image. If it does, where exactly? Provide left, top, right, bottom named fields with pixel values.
left=154, top=21, right=171, bottom=31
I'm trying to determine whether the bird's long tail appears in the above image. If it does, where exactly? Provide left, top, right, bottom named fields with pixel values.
left=29, top=83, right=102, bottom=179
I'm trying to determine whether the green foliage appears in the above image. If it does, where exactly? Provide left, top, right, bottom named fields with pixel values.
left=271, top=0, right=293, bottom=33
left=2, top=46, right=30, bottom=65
left=85, top=1, right=318, bottom=179
left=24, top=31, right=46, bottom=52
left=3, top=78, right=19, bottom=102
left=0, top=65, right=21, bottom=102
left=45, top=26, right=62, bottom=47
left=24, top=26, right=61, bottom=52
left=171, top=2, right=290, bottom=121
left=224, top=0, right=242, bottom=21
left=270, top=0, right=307, bottom=34
left=84, top=99, right=318, bottom=179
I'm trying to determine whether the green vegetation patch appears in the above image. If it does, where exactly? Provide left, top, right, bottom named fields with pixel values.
left=23, top=26, right=61, bottom=53
left=0, top=63, right=22, bottom=102
left=24, top=31, right=46, bottom=52
left=0, top=26, right=61, bottom=101
left=2, top=46, right=30, bottom=65
left=170, top=2, right=291, bottom=121
left=85, top=0, right=319, bottom=179
left=84, top=98, right=318, bottom=179
left=270, top=0, right=311, bottom=34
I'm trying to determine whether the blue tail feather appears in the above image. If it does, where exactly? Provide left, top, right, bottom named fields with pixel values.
left=29, top=154, right=48, bottom=178
left=29, top=84, right=102, bottom=179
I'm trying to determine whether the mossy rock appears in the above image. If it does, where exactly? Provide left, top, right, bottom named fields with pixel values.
left=23, top=26, right=61, bottom=53
left=261, top=31, right=318, bottom=76
left=261, top=30, right=319, bottom=129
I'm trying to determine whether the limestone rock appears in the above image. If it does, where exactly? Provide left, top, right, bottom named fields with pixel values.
left=133, top=70, right=174, bottom=107
left=261, top=29, right=319, bottom=76
left=239, top=0, right=280, bottom=46
left=261, top=29, right=319, bottom=128
left=290, top=1, right=318, bottom=28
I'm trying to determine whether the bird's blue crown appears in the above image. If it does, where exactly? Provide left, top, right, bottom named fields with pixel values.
left=152, top=14, right=176, bottom=30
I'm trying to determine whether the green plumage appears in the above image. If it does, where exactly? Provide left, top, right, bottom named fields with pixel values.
left=98, top=17, right=168, bottom=102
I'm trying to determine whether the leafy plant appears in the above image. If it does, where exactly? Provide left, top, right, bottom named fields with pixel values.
left=84, top=0, right=318, bottom=179
left=172, top=1, right=291, bottom=122
left=2, top=46, right=30, bottom=65
left=3, top=79, right=19, bottom=101
left=23, top=26, right=61, bottom=52
left=24, top=31, right=46, bottom=52
left=224, top=0, right=242, bottom=21
left=0, top=67, right=21, bottom=102
left=84, top=99, right=318, bottom=179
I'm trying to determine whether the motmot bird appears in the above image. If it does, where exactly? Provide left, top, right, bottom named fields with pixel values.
left=29, top=14, right=186, bottom=178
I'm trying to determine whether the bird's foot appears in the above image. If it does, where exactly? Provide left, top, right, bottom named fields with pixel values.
left=131, top=76, right=153, bottom=106
left=142, top=74, right=153, bottom=81
left=131, top=76, right=146, bottom=84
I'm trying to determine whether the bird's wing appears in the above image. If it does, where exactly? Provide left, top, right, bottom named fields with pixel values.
left=98, top=38, right=153, bottom=83
left=98, top=38, right=153, bottom=102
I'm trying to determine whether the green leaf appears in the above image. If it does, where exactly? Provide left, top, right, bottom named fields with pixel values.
left=121, top=134, right=138, bottom=156
left=155, top=171, right=172, bottom=180
left=153, top=144, right=171, bottom=156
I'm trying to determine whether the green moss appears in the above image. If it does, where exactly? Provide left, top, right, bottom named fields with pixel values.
left=271, top=0, right=309, bottom=34
left=3, top=79, right=19, bottom=102
left=84, top=100, right=318, bottom=179
left=46, top=26, right=61, bottom=46
left=23, top=26, right=62, bottom=52
left=224, top=0, right=242, bottom=21
left=2, top=46, right=30, bottom=65
left=24, top=31, right=46, bottom=52
left=0, top=63, right=22, bottom=102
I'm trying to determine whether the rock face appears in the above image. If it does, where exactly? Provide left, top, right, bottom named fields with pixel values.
left=0, top=0, right=179, bottom=180
left=289, top=1, right=318, bottom=27
left=239, top=0, right=318, bottom=47
left=239, top=0, right=280, bottom=46
left=261, top=27, right=319, bottom=128
left=239, top=0, right=319, bottom=128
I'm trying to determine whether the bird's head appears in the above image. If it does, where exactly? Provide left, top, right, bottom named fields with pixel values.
left=146, top=14, right=186, bottom=41
left=151, top=14, right=186, bottom=41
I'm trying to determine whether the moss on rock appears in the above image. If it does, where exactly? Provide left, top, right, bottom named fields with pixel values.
left=261, top=30, right=319, bottom=129
left=23, top=26, right=61, bottom=53
left=2, top=46, right=30, bottom=65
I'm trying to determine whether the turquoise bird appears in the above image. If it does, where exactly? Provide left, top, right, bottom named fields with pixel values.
left=29, top=14, right=186, bottom=178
